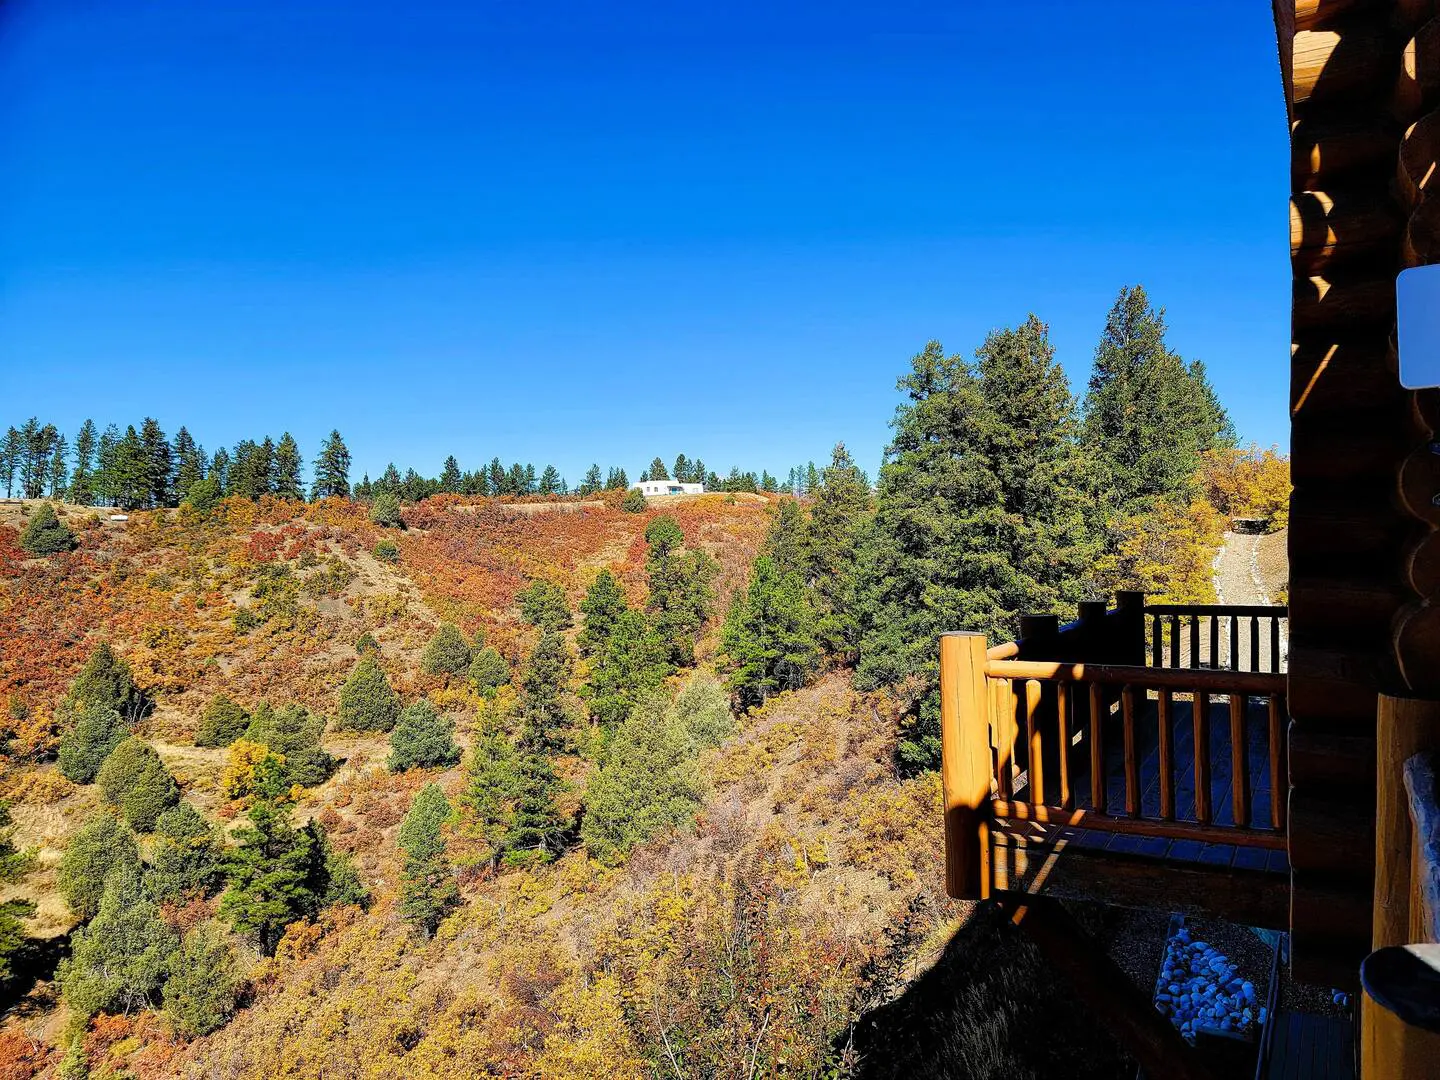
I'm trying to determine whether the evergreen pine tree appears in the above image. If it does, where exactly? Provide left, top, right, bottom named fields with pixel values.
left=337, top=657, right=401, bottom=732
left=273, top=433, right=304, bottom=500
left=0, top=427, right=20, bottom=498
left=56, top=706, right=128, bottom=784
left=487, top=457, right=506, bottom=496
left=311, top=430, right=351, bottom=500
left=517, top=579, right=571, bottom=631
left=19, top=502, right=76, bottom=555
left=421, top=623, right=473, bottom=677
left=673, top=454, right=691, bottom=484
left=647, top=457, right=669, bottom=481
left=243, top=702, right=335, bottom=785
left=538, top=465, right=561, bottom=495
left=207, top=446, right=231, bottom=496
left=397, top=784, right=458, bottom=937
left=48, top=433, right=69, bottom=499
left=147, top=803, right=224, bottom=903
left=302, top=818, right=366, bottom=909
left=162, top=924, right=239, bottom=1038
left=171, top=427, right=205, bottom=503
left=57, top=813, right=140, bottom=919
left=58, top=860, right=177, bottom=1019
left=720, top=555, right=821, bottom=709
left=578, top=570, right=627, bottom=657
left=219, top=798, right=317, bottom=955
left=644, top=516, right=717, bottom=666
left=438, top=455, right=462, bottom=493
left=69, top=420, right=98, bottom=505
left=580, top=464, right=603, bottom=495
left=388, top=699, right=461, bottom=771
left=139, top=418, right=172, bottom=508
left=468, top=647, right=510, bottom=696
left=95, top=737, right=180, bottom=831
left=1082, top=286, right=1234, bottom=517
left=369, top=490, right=404, bottom=528
left=621, top=488, right=646, bottom=512
left=580, top=686, right=726, bottom=864
left=195, top=693, right=249, bottom=748
left=0, top=802, right=35, bottom=980
left=803, top=442, right=871, bottom=661
left=520, top=630, right=574, bottom=751
left=64, top=641, right=143, bottom=721
left=582, top=608, right=671, bottom=726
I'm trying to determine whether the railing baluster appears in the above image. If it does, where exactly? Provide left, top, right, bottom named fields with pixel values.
left=1151, top=614, right=1162, bottom=668
left=1270, top=617, right=1281, bottom=674
left=1122, top=685, right=1139, bottom=816
left=1209, top=614, right=1219, bottom=668
left=1169, top=615, right=1180, bottom=667
left=1089, top=683, right=1106, bottom=815
left=1249, top=615, right=1260, bottom=673
left=1269, top=693, right=1287, bottom=830
left=1230, top=693, right=1251, bottom=827
left=995, top=678, right=1013, bottom=799
left=1229, top=616, right=1239, bottom=671
left=1194, top=690, right=1212, bottom=824
left=1025, top=679, right=1044, bottom=805
left=1057, top=681, right=1073, bottom=810
left=1158, top=688, right=1175, bottom=820
left=1189, top=615, right=1200, bottom=670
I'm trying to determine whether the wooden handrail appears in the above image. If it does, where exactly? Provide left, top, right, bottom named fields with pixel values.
left=1146, top=603, right=1287, bottom=617
left=987, top=640, right=1020, bottom=660
left=985, top=659, right=1285, bottom=695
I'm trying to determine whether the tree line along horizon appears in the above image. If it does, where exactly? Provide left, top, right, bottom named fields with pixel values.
left=0, top=414, right=828, bottom=510
left=0, top=284, right=1290, bottom=1060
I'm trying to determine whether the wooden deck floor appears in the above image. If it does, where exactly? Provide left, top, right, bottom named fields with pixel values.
left=1263, top=1010, right=1355, bottom=1080
left=1006, top=692, right=1289, bottom=874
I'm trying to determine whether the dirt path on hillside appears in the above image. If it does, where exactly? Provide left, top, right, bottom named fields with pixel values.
left=1211, top=530, right=1287, bottom=671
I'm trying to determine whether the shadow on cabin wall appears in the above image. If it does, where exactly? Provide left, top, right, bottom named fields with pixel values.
left=846, top=902, right=1132, bottom=1080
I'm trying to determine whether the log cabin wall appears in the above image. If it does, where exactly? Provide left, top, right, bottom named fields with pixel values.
left=1273, top=0, right=1440, bottom=985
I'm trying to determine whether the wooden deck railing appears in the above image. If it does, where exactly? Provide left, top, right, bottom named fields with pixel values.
left=942, top=593, right=1291, bottom=902
left=1145, top=604, right=1287, bottom=674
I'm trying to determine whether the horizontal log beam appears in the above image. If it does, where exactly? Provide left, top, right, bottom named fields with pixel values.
left=985, top=660, right=1285, bottom=695
left=991, top=800, right=1288, bottom=849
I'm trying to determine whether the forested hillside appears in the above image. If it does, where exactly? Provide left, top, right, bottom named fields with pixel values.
left=0, top=287, right=1291, bottom=1079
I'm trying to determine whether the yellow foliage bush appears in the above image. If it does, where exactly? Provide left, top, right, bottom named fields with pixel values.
left=221, top=739, right=283, bottom=802
left=1200, top=444, right=1291, bottom=530
left=1094, top=497, right=1227, bottom=605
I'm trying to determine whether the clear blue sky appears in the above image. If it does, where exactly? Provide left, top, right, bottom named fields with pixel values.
left=1, top=0, right=1290, bottom=486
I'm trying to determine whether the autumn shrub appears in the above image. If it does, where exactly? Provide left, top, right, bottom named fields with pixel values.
left=19, top=503, right=75, bottom=555
left=195, top=693, right=249, bottom=748
left=337, top=656, right=401, bottom=732
left=355, top=631, right=381, bottom=655
left=388, top=700, right=461, bottom=771
left=56, top=704, right=128, bottom=783
left=420, top=622, right=472, bottom=677
left=232, top=607, right=261, bottom=633
left=621, top=488, right=646, bottom=513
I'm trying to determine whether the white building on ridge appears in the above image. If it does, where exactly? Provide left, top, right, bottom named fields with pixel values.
left=632, top=479, right=704, bottom=497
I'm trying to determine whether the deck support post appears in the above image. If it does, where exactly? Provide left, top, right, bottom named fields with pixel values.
left=941, top=631, right=992, bottom=900
left=1114, top=591, right=1147, bottom=666
left=1001, top=897, right=1223, bottom=1080
left=1375, top=694, right=1440, bottom=951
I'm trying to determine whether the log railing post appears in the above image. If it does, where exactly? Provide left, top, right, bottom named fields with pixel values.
left=1376, top=694, right=1440, bottom=950
left=941, top=632, right=993, bottom=901
left=1115, top=591, right=1147, bottom=666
